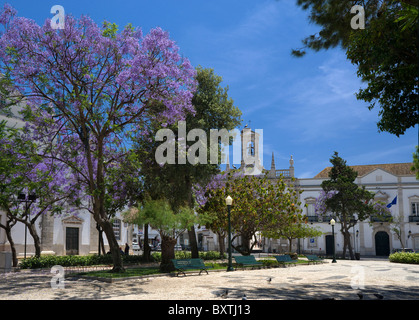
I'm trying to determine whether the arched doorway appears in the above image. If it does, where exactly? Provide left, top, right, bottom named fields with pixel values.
left=375, top=231, right=390, bottom=256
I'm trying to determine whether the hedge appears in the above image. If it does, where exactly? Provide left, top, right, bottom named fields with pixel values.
left=19, top=254, right=146, bottom=269
left=19, top=251, right=226, bottom=269
left=389, top=252, right=419, bottom=264
left=151, top=251, right=226, bottom=262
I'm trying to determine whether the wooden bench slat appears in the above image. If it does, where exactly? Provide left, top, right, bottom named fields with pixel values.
left=171, top=258, right=212, bottom=276
left=274, top=255, right=298, bottom=266
left=233, top=255, right=263, bottom=270
left=305, top=255, right=324, bottom=264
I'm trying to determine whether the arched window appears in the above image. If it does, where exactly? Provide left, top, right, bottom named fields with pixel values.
left=247, top=141, right=255, bottom=156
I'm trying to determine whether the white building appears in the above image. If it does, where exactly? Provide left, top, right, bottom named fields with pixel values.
left=298, top=162, right=419, bottom=257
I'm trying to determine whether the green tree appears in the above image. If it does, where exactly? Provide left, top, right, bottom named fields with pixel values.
left=262, top=211, right=323, bottom=252
left=264, top=223, right=323, bottom=253
left=126, top=199, right=197, bottom=272
left=196, top=182, right=229, bottom=257
left=199, top=172, right=304, bottom=256
left=319, top=152, right=378, bottom=259
left=293, top=0, right=418, bottom=137
left=134, top=66, right=242, bottom=260
left=412, top=146, right=419, bottom=179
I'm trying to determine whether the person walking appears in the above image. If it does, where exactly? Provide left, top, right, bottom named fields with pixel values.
left=124, top=243, right=130, bottom=255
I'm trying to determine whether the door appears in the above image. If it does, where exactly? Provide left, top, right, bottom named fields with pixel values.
left=325, top=235, right=334, bottom=256
left=66, top=227, right=79, bottom=255
left=375, top=231, right=390, bottom=256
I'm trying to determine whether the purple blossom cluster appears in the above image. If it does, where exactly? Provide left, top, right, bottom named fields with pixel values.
left=193, top=171, right=244, bottom=207
left=314, top=190, right=337, bottom=216
left=0, top=2, right=197, bottom=231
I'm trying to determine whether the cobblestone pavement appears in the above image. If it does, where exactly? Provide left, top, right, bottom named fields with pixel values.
left=0, top=258, right=418, bottom=300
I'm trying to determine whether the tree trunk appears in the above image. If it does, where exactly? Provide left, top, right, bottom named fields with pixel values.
left=160, top=234, right=176, bottom=273
left=4, top=226, right=18, bottom=267
left=26, top=222, right=41, bottom=258
left=217, top=232, right=225, bottom=258
left=288, top=238, right=293, bottom=252
left=232, top=233, right=252, bottom=255
left=101, top=219, right=124, bottom=272
left=345, top=230, right=354, bottom=260
left=341, top=225, right=355, bottom=260
left=142, top=223, right=152, bottom=262
left=185, top=177, right=199, bottom=258
left=188, top=226, right=199, bottom=258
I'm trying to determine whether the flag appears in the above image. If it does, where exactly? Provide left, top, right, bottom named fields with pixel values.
left=386, top=196, right=397, bottom=208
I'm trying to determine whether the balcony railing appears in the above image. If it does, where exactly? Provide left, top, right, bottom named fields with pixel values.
left=409, top=215, right=419, bottom=223
left=276, top=169, right=291, bottom=178
left=370, top=215, right=393, bottom=223
left=306, top=215, right=334, bottom=223
left=307, top=215, right=318, bottom=223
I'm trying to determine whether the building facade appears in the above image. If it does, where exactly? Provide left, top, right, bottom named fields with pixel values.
left=298, top=162, right=419, bottom=257
left=0, top=113, right=418, bottom=257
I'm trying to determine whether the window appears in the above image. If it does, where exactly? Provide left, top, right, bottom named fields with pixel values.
left=307, top=203, right=315, bottom=216
left=113, top=219, right=121, bottom=240
left=305, top=198, right=318, bottom=222
left=247, top=141, right=255, bottom=156
left=412, top=202, right=419, bottom=216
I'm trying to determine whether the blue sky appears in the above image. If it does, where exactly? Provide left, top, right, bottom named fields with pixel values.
left=5, top=0, right=418, bottom=178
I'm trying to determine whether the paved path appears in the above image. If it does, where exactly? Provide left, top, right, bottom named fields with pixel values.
left=0, top=258, right=418, bottom=300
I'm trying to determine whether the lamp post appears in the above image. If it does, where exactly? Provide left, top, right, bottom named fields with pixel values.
left=330, top=218, right=337, bottom=263
left=17, top=193, right=37, bottom=259
left=225, top=196, right=234, bottom=272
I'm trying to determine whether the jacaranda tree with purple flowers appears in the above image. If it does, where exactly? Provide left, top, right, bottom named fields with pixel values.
left=0, top=119, right=83, bottom=266
left=0, top=4, right=197, bottom=272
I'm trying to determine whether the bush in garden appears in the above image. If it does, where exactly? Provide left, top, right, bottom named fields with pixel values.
left=389, top=252, right=419, bottom=264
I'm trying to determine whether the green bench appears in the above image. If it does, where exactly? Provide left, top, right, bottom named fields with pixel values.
left=171, top=258, right=212, bottom=276
left=275, top=254, right=298, bottom=266
left=305, top=255, right=324, bottom=264
left=234, top=255, right=263, bottom=270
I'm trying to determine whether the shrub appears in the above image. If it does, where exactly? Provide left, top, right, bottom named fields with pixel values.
left=149, top=251, right=225, bottom=263
left=199, top=251, right=226, bottom=260
left=284, top=252, right=299, bottom=260
left=19, top=254, right=147, bottom=269
left=389, top=252, right=419, bottom=264
left=261, top=259, right=278, bottom=268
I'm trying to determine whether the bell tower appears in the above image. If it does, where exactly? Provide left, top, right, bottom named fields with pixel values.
left=240, top=128, right=264, bottom=175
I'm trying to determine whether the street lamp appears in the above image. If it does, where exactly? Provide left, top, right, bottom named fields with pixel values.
left=225, top=196, right=234, bottom=271
left=330, top=218, right=337, bottom=263
left=17, top=193, right=37, bottom=259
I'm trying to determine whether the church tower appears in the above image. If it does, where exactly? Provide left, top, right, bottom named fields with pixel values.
left=240, top=128, right=264, bottom=175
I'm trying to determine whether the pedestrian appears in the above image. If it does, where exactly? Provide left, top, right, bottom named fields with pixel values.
left=124, top=243, right=130, bottom=255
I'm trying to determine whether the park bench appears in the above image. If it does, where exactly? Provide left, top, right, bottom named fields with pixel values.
left=305, top=255, right=324, bottom=264
left=274, top=254, right=298, bottom=266
left=234, top=255, right=263, bottom=270
left=171, top=258, right=212, bottom=277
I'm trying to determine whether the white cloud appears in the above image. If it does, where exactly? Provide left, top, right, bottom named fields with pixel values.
left=271, top=51, right=377, bottom=143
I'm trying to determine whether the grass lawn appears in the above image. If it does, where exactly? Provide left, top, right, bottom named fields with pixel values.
left=77, top=259, right=311, bottom=279
left=78, top=266, right=162, bottom=279
left=78, top=263, right=227, bottom=279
